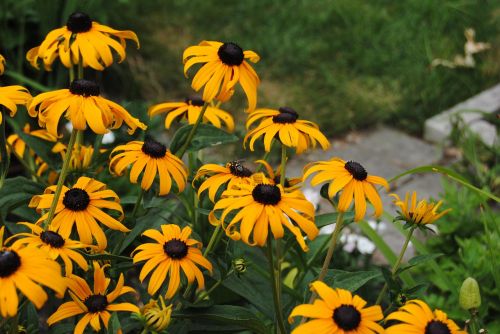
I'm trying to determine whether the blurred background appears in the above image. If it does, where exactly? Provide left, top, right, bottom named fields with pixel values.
left=1, top=0, right=499, bottom=136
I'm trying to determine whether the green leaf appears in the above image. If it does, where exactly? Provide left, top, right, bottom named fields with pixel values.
left=389, top=165, right=499, bottom=203
left=107, top=313, right=122, bottom=334
left=325, top=270, right=381, bottom=292
left=315, top=212, right=354, bottom=228
left=396, top=254, right=444, bottom=275
left=170, top=123, right=239, bottom=154
left=173, top=305, right=268, bottom=334
left=17, top=131, right=60, bottom=170
left=0, top=176, right=44, bottom=222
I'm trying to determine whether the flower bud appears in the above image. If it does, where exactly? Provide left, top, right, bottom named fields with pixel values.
left=142, top=296, right=172, bottom=332
left=232, top=258, right=247, bottom=276
left=459, top=277, right=481, bottom=310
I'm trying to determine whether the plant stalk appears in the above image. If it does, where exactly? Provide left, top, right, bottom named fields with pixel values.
left=43, top=129, right=79, bottom=229
left=175, top=102, right=209, bottom=158
left=266, top=238, right=287, bottom=334
left=131, top=188, right=145, bottom=219
left=375, top=226, right=416, bottom=305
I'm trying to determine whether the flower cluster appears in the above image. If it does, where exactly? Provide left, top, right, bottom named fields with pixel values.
left=0, top=9, right=465, bottom=334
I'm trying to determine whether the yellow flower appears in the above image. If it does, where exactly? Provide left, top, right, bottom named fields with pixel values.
left=0, top=85, right=31, bottom=124
left=132, top=224, right=212, bottom=298
left=52, top=142, right=103, bottom=172
left=255, top=159, right=301, bottom=188
left=110, top=138, right=188, bottom=196
left=391, top=192, right=451, bottom=226
left=386, top=300, right=466, bottom=334
left=213, top=173, right=318, bottom=251
left=27, top=12, right=139, bottom=71
left=28, top=79, right=146, bottom=137
left=304, top=158, right=389, bottom=221
left=0, top=53, right=5, bottom=75
left=47, top=262, right=139, bottom=334
left=244, top=107, right=330, bottom=154
left=183, top=41, right=260, bottom=111
left=194, top=160, right=253, bottom=202
left=149, top=95, right=235, bottom=131
left=0, top=226, right=66, bottom=318
left=29, top=176, right=128, bottom=250
left=141, top=296, right=173, bottom=332
left=289, top=281, right=384, bottom=334
left=7, top=222, right=89, bottom=276
left=7, top=123, right=57, bottom=158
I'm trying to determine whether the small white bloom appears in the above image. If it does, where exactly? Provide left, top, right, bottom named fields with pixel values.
left=102, top=132, right=116, bottom=144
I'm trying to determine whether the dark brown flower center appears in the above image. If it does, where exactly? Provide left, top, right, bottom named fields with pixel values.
left=252, top=184, right=281, bottom=205
left=218, top=42, right=244, bottom=66
left=66, top=12, right=92, bottom=33
left=425, top=320, right=451, bottom=334
left=163, top=239, right=188, bottom=259
left=228, top=161, right=252, bottom=177
left=0, top=250, right=21, bottom=278
left=40, top=231, right=65, bottom=248
left=272, top=107, right=299, bottom=124
left=185, top=95, right=205, bottom=107
left=333, top=305, right=361, bottom=331
left=84, top=294, right=108, bottom=313
left=344, top=161, right=367, bottom=181
left=63, top=188, right=90, bottom=211
left=142, top=138, right=167, bottom=158
left=69, top=79, right=100, bottom=97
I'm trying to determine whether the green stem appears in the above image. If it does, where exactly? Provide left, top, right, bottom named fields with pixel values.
left=69, top=65, right=75, bottom=83
left=279, top=145, right=287, bottom=186
left=194, top=269, right=234, bottom=304
left=43, top=129, right=79, bottom=229
left=175, top=102, right=209, bottom=158
left=131, top=188, right=145, bottom=219
left=91, top=134, right=103, bottom=165
left=275, top=144, right=287, bottom=317
left=375, top=226, right=416, bottom=305
left=255, top=140, right=275, bottom=173
left=0, top=108, right=10, bottom=189
left=266, top=238, right=287, bottom=334
left=77, top=58, right=84, bottom=79
left=468, top=308, right=480, bottom=334
left=203, top=224, right=222, bottom=257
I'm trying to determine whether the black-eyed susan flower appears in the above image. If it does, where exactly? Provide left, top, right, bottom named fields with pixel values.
left=213, top=173, right=318, bottom=251
left=0, top=85, right=31, bottom=124
left=132, top=224, right=212, bottom=298
left=303, top=158, right=389, bottom=221
left=386, top=300, right=466, bottom=334
left=255, top=159, right=301, bottom=188
left=8, top=222, right=89, bottom=275
left=391, top=192, right=451, bottom=227
left=289, top=281, right=384, bottom=334
left=29, top=176, right=128, bottom=250
left=0, top=226, right=66, bottom=318
left=244, top=107, right=330, bottom=154
left=52, top=142, right=103, bottom=172
left=194, top=160, right=253, bottom=202
left=0, top=54, right=5, bottom=75
left=27, top=12, right=139, bottom=71
left=140, top=296, right=173, bottom=332
left=183, top=41, right=260, bottom=111
left=110, top=137, right=188, bottom=196
left=7, top=123, right=57, bottom=158
left=28, top=79, right=147, bottom=137
left=47, top=262, right=139, bottom=333
left=149, top=95, right=235, bottom=131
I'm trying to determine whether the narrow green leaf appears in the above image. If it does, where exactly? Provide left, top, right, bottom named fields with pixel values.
left=389, top=165, right=499, bottom=202
left=170, top=123, right=239, bottom=154
left=324, top=270, right=381, bottom=292
left=315, top=212, right=354, bottom=228
left=107, top=313, right=122, bottom=334
left=173, top=305, right=268, bottom=334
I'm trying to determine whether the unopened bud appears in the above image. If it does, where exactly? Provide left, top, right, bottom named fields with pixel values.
left=459, top=277, right=481, bottom=310
left=142, top=296, right=172, bottom=332
left=232, top=258, right=247, bottom=275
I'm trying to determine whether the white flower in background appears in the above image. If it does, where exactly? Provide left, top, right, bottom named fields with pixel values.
left=341, top=233, right=376, bottom=255
left=303, top=187, right=321, bottom=210
left=102, top=131, right=115, bottom=144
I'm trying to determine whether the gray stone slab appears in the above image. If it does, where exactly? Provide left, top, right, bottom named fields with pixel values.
left=424, top=83, right=500, bottom=145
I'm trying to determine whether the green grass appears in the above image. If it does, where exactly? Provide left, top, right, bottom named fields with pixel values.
left=1, top=0, right=499, bottom=136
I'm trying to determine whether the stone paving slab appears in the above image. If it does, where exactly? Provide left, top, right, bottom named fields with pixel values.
left=424, top=83, right=500, bottom=147
left=287, top=126, right=444, bottom=263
